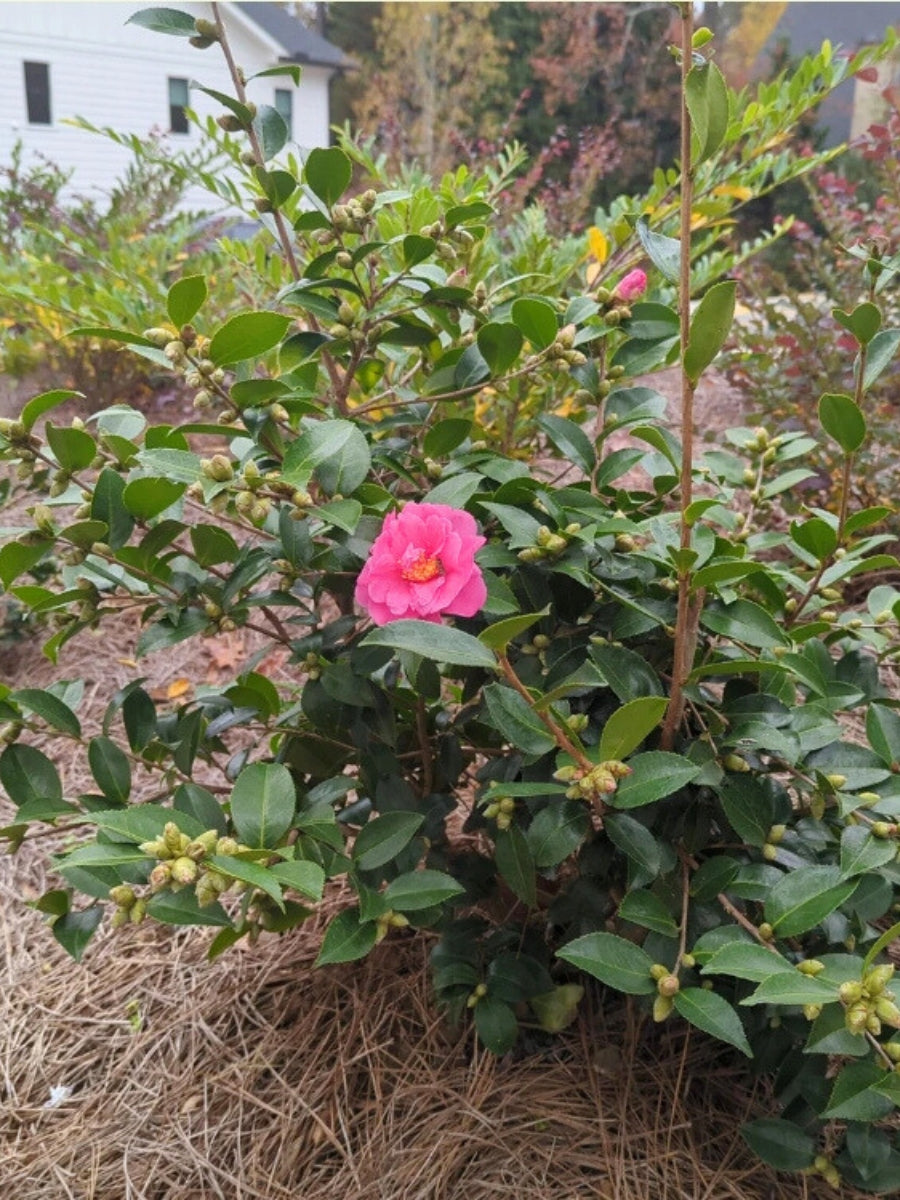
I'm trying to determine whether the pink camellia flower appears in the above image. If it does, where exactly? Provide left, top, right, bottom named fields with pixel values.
left=612, top=268, right=647, bottom=302
left=355, top=502, right=487, bottom=626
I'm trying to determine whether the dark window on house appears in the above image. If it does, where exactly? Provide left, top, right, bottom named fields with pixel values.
left=274, top=88, right=293, bottom=139
left=169, top=77, right=189, bottom=134
left=24, top=62, right=51, bottom=125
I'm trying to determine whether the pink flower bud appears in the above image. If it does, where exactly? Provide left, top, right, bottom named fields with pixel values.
left=612, top=269, right=647, bottom=302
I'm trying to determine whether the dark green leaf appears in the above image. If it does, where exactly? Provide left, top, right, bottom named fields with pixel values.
left=610, top=751, right=699, bottom=808
left=147, top=889, right=232, bottom=926
left=605, top=812, right=660, bottom=876
left=91, top=804, right=205, bottom=843
left=0, top=538, right=53, bottom=589
left=209, top=854, right=285, bottom=911
left=536, top=413, right=595, bottom=474
left=46, top=422, right=96, bottom=471
left=477, top=322, right=523, bottom=375
left=718, top=775, right=774, bottom=848
left=741, top=972, right=840, bottom=1006
left=483, top=683, right=557, bottom=757
left=557, top=931, right=655, bottom=994
left=684, top=281, right=736, bottom=385
left=526, top=800, right=590, bottom=868
left=479, top=609, right=548, bottom=652
left=253, top=105, right=289, bottom=161
left=282, top=418, right=371, bottom=496
left=840, top=825, right=897, bottom=878
left=353, top=812, right=424, bottom=870
left=765, top=866, right=858, bottom=937
left=618, top=889, right=678, bottom=936
left=684, top=60, right=729, bottom=163
left=0, top=744, right=63, bottom=807
left=88, top=736, right=131, bottom=803
left=674, top=988, right=752, bottom=1056
left=423, top=418, right=471, bottom=457
left=701, top=598, right=789, bottom=648
left=863, top=328, right=900, bottom=390
left=267, top=859, right=325, bottom=901
left=20, top=389, right=81, bottom=432
left=92, top=468, right=134, bottom=550
left=383, top=869, right=464, bottom=912
left=474, top=996, right=518, bottom=1054
left=494, top=825, right=536, bottom=907
left=824, top=1061, right=896, bottom=1120
left=833, top=302, right=881, bottom=346
left=51, top=907, right=103, bottom=961
left=741, top=1119, right=816, bottom=1171
left=701, top=943, right=793, bottom=983
left=230, top=762, right=295, bottom=848
left=362, top=620, right=496, bottom=669
left=11, top=688, right=80, bottom=737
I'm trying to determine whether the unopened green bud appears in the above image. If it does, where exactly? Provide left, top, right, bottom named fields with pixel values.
left=653, top=994, right=674, bottom=1022
left=202, top=454, right=233, bottom=482
left=649, top=963, right=669, bottom=981
left=657, top=974, right=680, bottom=998
left=864, top=964, right=895, bottom=994
left=170, top=856, right=199, bottom=885
left=797, top=959, right=825, bottom=976
left=872, top=821, right=896, bottom=839
left=758, top=922, right=774, bottom=941
left=194, top=16, right=219, bottom=38
left=845, top=1003, right=869, bottom=1035
left=802, top=1003, right=822, bottom=1021
left=723, top=753, right=750, bottom=773
left=149, top=862, right=173, bottom=892
left=164, top=340, right=186, bottom=362
left=109, top=885, right=136, bottom=908
left=130, top=898, right=147, bottom=924
left=874, top=998, right=900, bottom=1028
left=216, top=836, right=240, bottom=857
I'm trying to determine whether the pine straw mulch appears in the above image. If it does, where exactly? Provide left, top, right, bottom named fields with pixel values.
left=3, top=854, right=844, bottom=1200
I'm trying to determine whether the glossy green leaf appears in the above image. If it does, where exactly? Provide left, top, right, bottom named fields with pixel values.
left=90, top=804, right=205, bottom=843
left=477, top=321, right=523, bottom=374
left=494, top=825, right=537, bottom=907
left=765, top=866, right=858, bottom=937
left=268, top=859, right=325, bottom=902
left=230, top=762, right=295, bottom=848
left=88, top=736, right=131, bottom=804
left=790, top=516, right=838, bottom=562
left=423, top=418, right=471, bottom=457
left=863, top=328, right=900, bottom=390
left=684, top=281, right=736, bottom=385
left=824, top=1061, right=896, bottom=1121
left=0, top=743, right=62, bottom=806
left=819, top=392, right=866, bottom=453
left=46, top=422, right=96, bottom=471
left=122, top=477, right=185, bottom=520
left=618, top=889, right=678, bottom=936
left=701, top=597, right=789, bottom=648
left=479, top=608, right=549, bottom=652
left=598, top=696, right=667, bottom=761
left=718, top=775, right=774, bottom=847
left=363, top=620, right=496, bottom=669
left=304, top=146, right=352, bottom=206
left=740, top=1119, right=816, bottom=1171
left=483, top=683, right=557, bottom=757
left=674, top=988, right=752, bottom=1056
left=383, top=869, right=464, bottom=912
left=840, top=825, right=897, bottom=878
left=741, top=972, right=840, bottom=1007
left=833, top=302, right=881, bottom=345
left=609, top=751, right=699, bottom=809
left=147, top=889, right=232, bottom=927
left=353, top=812, right=425, bottom=870
left=282, top=418, right=371, bottom=496
left=11, top=688, right=80, bottom=737
left=51, top=906, right=103, bottom=961
left=636, top=217, right=680, bottom=283
left=167, top=274, right=207, bottom=327
left=701, top=943, right=793, bottom=983
left=605, top=812, right=660, bottom=876
left=0, top=538, right=53, bottom=589
left=253, top=105, right=289, bottom=161
left=208, top=311, right=291, bottom=365
left=91, top=468, right=135, bottom=550
left=315, top=907, right=377, bottom=965
left=536, top=413, right=595, bottom=474
left=20, top=389, right=81, bottom=432
left=474, top=996, right=518, bottom=1054
left=526, top=800, right=590, bottom=868
left=126, top=7, right=197, bottom=36
left=209, top=854, right=285, bottom=911
left=510, top=297, right=558, bottom=350
left=684, top=60, right=730, bottom=163
left=558, top=931, right=655, bottom=994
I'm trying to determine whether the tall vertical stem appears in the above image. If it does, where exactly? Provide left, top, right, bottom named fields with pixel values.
left=660, top=2, right=696, bottom=751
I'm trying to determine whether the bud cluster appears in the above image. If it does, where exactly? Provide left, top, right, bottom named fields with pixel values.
left=127, top=821, right=249, bottom=912
left=374, top=909, right=410, bottom=943
left=839, top=963, right=900, bottom=1038
left=518, top=522, right=582, bottom=564
left=553, top=759, right=631, bottom=803
left=483, top=794, right=516, bottom=831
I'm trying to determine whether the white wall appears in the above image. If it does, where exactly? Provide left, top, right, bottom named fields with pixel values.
left=0, top=1, right=333, bottom=212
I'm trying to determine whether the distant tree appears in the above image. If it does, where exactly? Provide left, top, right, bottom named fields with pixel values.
left=346, top=2, right=508, bottom=175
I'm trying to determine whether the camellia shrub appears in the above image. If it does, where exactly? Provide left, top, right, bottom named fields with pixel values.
left=2, top=5, right=900, bottom=1191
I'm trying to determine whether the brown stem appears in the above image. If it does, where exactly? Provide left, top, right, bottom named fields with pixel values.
left=660, top=3, right=697, bottom=752
left=415, top=695, right=434, bottom=798
left=497, top=655, right=592, bottom=772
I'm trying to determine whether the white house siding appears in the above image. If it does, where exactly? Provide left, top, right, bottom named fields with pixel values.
left=0, top=1, right=334, bottom=212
